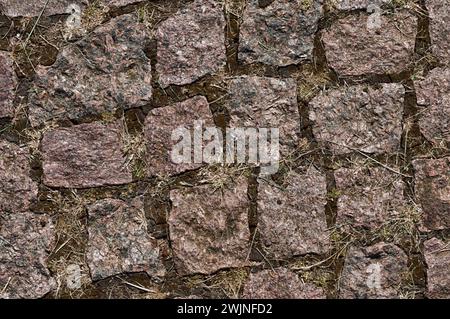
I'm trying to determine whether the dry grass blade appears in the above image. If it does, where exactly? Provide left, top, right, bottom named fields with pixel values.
left=23, top=0, right=50, bottom=48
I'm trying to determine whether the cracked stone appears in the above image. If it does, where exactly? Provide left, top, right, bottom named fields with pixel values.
left=309, top=83, right=404, bottom=154
left=156, top=0, right=226, bottom=88
left=332, top=0, right=390, bottom=10
left=227, top=76, right=300, bottom=155
left=322, top=11, right=417, bottom=77
left=424, top=237, right=450, bottom=299
left=412, top=157, right=450, bottom=231
left=257, top=167, right=329, bottom=259
left=0, top=51, right=17, bottom=119
left=41, top=121, right=132, bottom=188
left=168, top=177, right=250, bottom=275
left=0, top=212, right=56, bottom=299
left=339, top=242, right=408, bottom=299
left=426, top=0, right=450, bottom=64
left=86, top=197, right=165, bottom=281
left=28, top=14, right=152, bottom=127
left=414, top=67, right=450, bottom=145
left=242, top=267, right=326, bottom=299
left=239, top=0, right=323, bottom=66
left=144, top=96, right=215, bottom=177
left=0, top=0, right=144, bottom=17
left=0, top=140, right=38, bottom=213
left=334, top=166, right=407, bottom=231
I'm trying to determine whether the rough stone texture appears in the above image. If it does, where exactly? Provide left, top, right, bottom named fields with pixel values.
left=28, top=14, right=152, bottom=127
left=0, top=51, right=17, bottom=119
left=334, top=166, right=406, bottom=230
left=332, top=0, right=390, bottom=10
left=424, top=237, right=450, bottom=299
left=0, top=140, right=38, bottom=213
left=0, top=0, right=144, bottom=17
left=257, top=167, right=329, bottom=259
left=322, top=11, right=417, bottom=76
left=309, top=83, right=404, bottom=154
left=156, top=0, right=226, bottom=88
left=41, top=121, right=132, bottom=188
left=239, top=0, right=323, bottom=66
left=3, top=0, right=449, bottom=301
left=242, top=268, right=326, bottom=299
left=339, top=243, right=408, bottom=299
left=426, top=0, right=450, bottom=64
left=0, top=212, right=56, bottom=299
left=86, top=198, right=165, bottom=281
left=227, top=76, right=300, bottom=154
left=415, top=67, right=450, bottom=145
left=168, top=177, right=250, bottom=275
left=0, top=0, right=84, bottom=17
left=413, top=157, right=450, bottom=231
left=144, top=96, right=215, bottom=177
left=105, top=0, right=143, bottom=7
